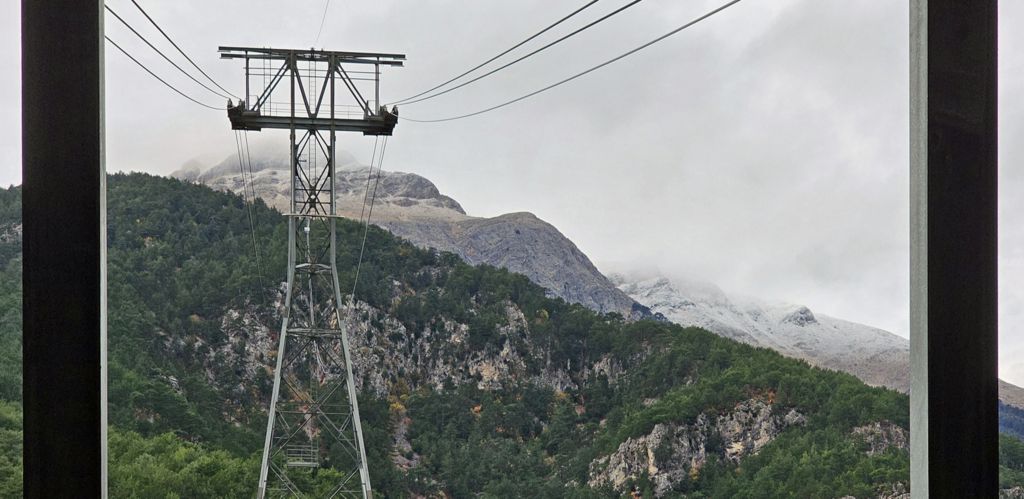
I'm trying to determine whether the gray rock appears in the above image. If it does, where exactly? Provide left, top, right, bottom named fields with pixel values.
left=876, top=482, right=910, bottom=499
left=588, top=398, right=805, bottom=497
left=176, top=155, right=641, bottom=318
left=1002, top=486, right=1024, bottom=499
left=851, top=421, right=909, bottom=456
left=384, top=212, right=638, bottom=317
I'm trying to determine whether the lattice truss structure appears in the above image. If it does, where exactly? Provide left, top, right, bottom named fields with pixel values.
left=219, top=47, right=403, bottom=499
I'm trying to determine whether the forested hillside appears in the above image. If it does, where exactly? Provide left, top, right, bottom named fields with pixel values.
left=0, top=174, right=1020, bottom=497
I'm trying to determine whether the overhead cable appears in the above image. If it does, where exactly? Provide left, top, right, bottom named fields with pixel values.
left=105, top=5, right=232, bottom=100
left=314, top=0, right=331, bottom=45
left=234, top=130, right=269, bottom=301
left=396, top=0, right=641, bottom=106
left=105, top=35, right=222, bottom=111
left=242, top=130, right=269, bottom=300
left=401, top=0, right=741, bottom=123
left=351, top=136, right=388, bottom=301
left=356, top=137, right=381, bottom=229
left=390, top=0, right=601, bottom=105
left=128, top=0, right=240, bottom=100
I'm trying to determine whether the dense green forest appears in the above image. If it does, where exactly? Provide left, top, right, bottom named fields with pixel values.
left=0, top=174, right=1020, bottom=497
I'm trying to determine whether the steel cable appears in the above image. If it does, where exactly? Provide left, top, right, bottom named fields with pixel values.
left=395, top=0, right=642, bottom=107
left=401, top=0, right=742, bottom=123
left=105, top=35, right=222, bottom=110
left=389, top=0, right=601, bottom=105
left=128, top=0, right=240, bottom=100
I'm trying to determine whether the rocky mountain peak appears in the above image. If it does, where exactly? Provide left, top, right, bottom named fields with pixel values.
left=780, top=305, right=817, bottom=326
left=615, top=274, right=912, bottom=391
left=171, top=152, right=642, bottom=317
left=334, top=167, right=466, bottom=215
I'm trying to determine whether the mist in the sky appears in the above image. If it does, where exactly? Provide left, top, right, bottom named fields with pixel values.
left=1, top=1, right=1023, bottom=385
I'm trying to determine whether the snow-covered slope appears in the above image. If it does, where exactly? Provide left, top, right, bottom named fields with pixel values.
left=613, top=275, right=910, bottom=391
left=173, top=150, right=469, bottom=224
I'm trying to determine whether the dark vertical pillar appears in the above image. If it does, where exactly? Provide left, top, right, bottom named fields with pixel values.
left=21, top=1, right=106, bottom=497
left=910, top=1, right=998, bottom=497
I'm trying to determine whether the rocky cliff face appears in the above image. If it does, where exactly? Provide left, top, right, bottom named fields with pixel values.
left=181, top=269, right=815, bottom=497
left=388, top=212, right=642, bottom=317
left=1004, top=487, right=1024, bottom=499
left=172, top=154, right=641, bottom=317
left=588, top=399, right=806, bottom=497
left=207, top=298, right=574, bottom=412
left=851, top=421, right=908, bottom=456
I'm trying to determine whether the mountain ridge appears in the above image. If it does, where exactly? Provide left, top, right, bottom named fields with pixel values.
left=7, top=174, right=1024, bottom=496
left=172, top=154, right=642, bottom=317
left=175, top=153, right=1024, bottom=409
left=0, top=175, right=928, bottom=496
left=612, top=274, right=910, bottom=392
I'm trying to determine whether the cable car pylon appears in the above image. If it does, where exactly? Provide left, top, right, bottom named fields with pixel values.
left=220, top=46, right=404, bottom=499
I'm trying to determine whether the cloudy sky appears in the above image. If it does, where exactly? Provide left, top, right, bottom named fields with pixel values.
left=1, top=1, right=1022, bottom=384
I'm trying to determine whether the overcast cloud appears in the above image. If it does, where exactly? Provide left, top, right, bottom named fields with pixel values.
left=1, top=1, right=1022, bottom=384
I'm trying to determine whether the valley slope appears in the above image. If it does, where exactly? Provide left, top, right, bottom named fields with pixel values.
left=0, top=175, right=939, bottom=497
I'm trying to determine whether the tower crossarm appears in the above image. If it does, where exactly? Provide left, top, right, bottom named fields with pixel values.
left=219, top=46, right=405, bottom=135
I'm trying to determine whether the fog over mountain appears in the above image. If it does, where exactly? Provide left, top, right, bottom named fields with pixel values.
left=610, top=273, right=910, bottom=391
left=2, top=1, right=1024, bottom=384
left=177, top=154, right=1024, bottom=408
left=174, top=153, right=642, bottom=318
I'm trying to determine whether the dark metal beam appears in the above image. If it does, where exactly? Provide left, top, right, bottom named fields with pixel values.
left=21, top=0, right=106, bottom=497
left=910, top=1, right=998, bottom=497
left=219, top=46, right=405, bottom=66
left=227, top=113, right=398, bottom=135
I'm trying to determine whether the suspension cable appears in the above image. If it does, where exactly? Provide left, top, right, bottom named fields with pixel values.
left=242, top=130, right=269, bottom=299
left=350, top=136, right=389, bottom=301
left=357, top=137, right=381, bottom=228
left=105, top=5, right=232, bottom=101
left=389, top=0, right=601, bottom=105
left=128, top=0, right=240, bottom=100
left=105, top=35, right=222, bottom=110
left=401, top=0, right=741, bottom=123
left=314, top=0, right=331, bottom=46
left=234, top=130, right=269, bottom=303
left=395, top=0, right=642, bottom=107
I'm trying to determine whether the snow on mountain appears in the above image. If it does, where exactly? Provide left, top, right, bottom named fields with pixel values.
left=175, top=153, right=1024, bottom=405
left=171, top=153, right=641, bottom=317
left=612, top=274, right=911, bottom=391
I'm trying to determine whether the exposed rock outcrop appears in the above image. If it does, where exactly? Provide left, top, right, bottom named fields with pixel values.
left=197, top=295, right=587, bottom=423
left=1003, top=487, right=1024, bottom=499
left=0, top=222, right=20, bottom=245
left=851, top=421, right=908, bottom=456
left=391, top=212, right=640, bottom=317
left=876, top=482, right=909, bottom=499
left=588, top=399, right=806, bottom=497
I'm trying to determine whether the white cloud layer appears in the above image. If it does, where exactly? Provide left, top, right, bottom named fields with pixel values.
left=1, top=1, right=1023, bottom=384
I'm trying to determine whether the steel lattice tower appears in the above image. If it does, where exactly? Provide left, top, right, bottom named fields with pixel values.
left=220, top=47, right=404, bottom=499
